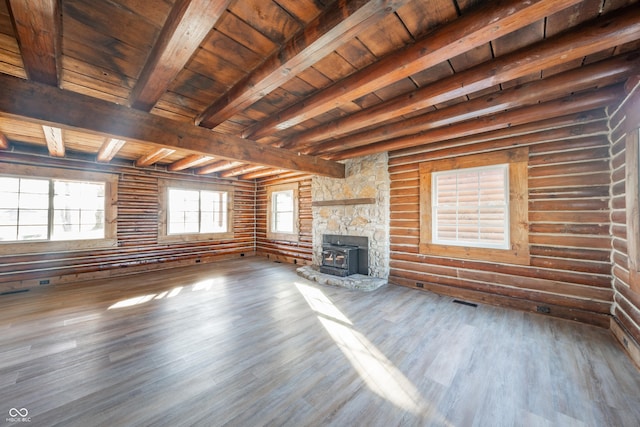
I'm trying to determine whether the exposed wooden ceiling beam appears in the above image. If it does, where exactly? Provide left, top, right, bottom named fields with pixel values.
left=42, top=125, right=64, bottom=157
left=196, top=0, right=411, bottom=129
left=135, top=147, right=176, bottom=167
left=97, top=138, right=126, bottom=162
left=219, top=164, right=265, bottom=178
left=286, top=6, right=640, bottom=150
left=0, top=74, right=345, bottom=178
left=167, top=154, right=214, bottom=171
left=7, top=0, right=61, bottom=86
left=329, top=85, right=623, bottom=160
left=0, top=133, right=9, bottom=149
left=129, top=0, right=233, bottom=111
left=311, top=52, right=639, bottom=155
left=394, top=121, right=608, bottom=165
left=196, top=160, right=243, bottom=175
left=239, top=168, right=292, bottom=180
left=242, top=0, right=584, bottom=140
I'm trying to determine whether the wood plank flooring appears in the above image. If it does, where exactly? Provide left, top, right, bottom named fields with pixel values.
left=1, top=257, right=639, bottom=426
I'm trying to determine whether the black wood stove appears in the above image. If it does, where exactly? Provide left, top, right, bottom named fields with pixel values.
left=320, top=243, right=359, bottom=277
left=319, top=235, right=368, bottom=277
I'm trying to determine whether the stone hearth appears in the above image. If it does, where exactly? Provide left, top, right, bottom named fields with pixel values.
left=297, top=265, right=386, bottom=291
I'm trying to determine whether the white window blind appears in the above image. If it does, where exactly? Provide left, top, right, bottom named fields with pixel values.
left=432, top=164, right=509, bottom=249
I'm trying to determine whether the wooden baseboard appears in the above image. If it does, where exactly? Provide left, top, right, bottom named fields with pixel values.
left=256, top=251, right=312, bottom=266
left=389, top=275, right=611, bottom=328
left=0, top=251, right=256, bottom=294
left=610, top=317, right=640, bottom=370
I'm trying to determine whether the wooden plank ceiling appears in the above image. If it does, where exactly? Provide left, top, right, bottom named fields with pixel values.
left=0, top=0, right=639, bottom=179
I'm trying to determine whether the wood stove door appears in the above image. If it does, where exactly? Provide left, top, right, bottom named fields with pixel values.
left=322, top=249, right=336, bottom=267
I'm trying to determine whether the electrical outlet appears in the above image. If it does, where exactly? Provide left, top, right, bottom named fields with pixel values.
left=416, top=282, right=424, bottom=288
left=39, top=279, right=50, bottom=285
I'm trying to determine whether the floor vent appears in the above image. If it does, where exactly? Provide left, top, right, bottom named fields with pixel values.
left=452, top=299, right=477, bottom=308
left=1, top=289, right=29, bottom=296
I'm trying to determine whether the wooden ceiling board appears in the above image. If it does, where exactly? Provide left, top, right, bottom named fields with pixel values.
left=215, top=11, right=278, bottom=57
left=63, top=0, right=161, bottom=52
left=60, top=80, right=128, bottom=105
left=355, top=12, right=413, bottom=58
left=352, top=92, right=384, bottom=110
left=279, top=76, right=317, bottom=98
left=62, top=36, right=144, bottom=81
left=447, top=43, right=493, bottom=73
left=0, top=117, right=46, bottom=145
left=273, top=0, right=327, bottom=23
left=372, top=77, right=418, bottom=102
left=603, top=0, right=637, bottom=12
left=62, top=56, right=135, bottom=91
left=61, top=69, right=132, bottom=102
left=110, top=0, right=176, bottom=28
left=0, top=33, right=25, bottom=78
left=310, top=51, right=358, bottom=82
left=201, top=29, right=263, bottom=72
left=492, top=21, right=545, bottom=57
left=545, top=0, right=604, bottom=37
left=409, top=61, right=455, bottom=87
left=184, top=48, right=245, bottom=88
left=334, top=38, right=377, bottom=70
left=297, top=66, right=333, bottom=89
left=395, top=0, right=458, bottom=38
left=227, top=0, right=302, bottom=44
left=168, top=70, right=225, bottom=108
left=0, top=7, right=15, bottom=37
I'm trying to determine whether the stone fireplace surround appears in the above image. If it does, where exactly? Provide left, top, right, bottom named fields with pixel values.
left=298, top=153, right=390, bottom=290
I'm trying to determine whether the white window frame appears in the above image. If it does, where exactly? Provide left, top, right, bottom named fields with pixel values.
left=266, top=182, right=299, bottom=242
left=0, top=163, right=117, bottom=255
left=432, top=164, right=510, bottom=250
left=158, top=179, right=234, bottom=243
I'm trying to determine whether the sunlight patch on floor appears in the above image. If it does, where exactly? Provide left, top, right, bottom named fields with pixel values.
left=295, top=282, right=451, bottom=422
left=108, top=286, right=182, bottom=310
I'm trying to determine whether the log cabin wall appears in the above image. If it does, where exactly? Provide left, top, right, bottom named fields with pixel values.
left=609, top=77, right=640, bottom=366
left=255, top=175, right=313, bottom=265
left=387, top=107, right=614, bottom=328
left=0, top=150, right=256, bottom=294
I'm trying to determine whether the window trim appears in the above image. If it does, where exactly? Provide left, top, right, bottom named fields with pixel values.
left=419, top=147, right=530, bottom=265
left=158, top=178, right=234, bottom=243
left=0, top=163, right=117, bottom=255
left=266, top=182, right=299, bottom=242
left=626, top=129, right=640, bottom=291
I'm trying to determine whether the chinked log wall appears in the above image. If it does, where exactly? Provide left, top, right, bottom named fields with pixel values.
left=388, top=109, right=614, bottom=328
left=609, top=77, right=640, bottom=364
left=0, top=151, right=256, bottom=293
left=255, top=175, right=313, bottom=265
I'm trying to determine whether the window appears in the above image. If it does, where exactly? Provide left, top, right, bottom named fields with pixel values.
left=167, top=188, right=227, bottom=235
left=419, top=147, right=529, bottom=265
left=626, top=128, right=640, bottom=292
left=432, top=164, right=509, bottom=249
left=0, top=164, right=117, bottom=254
left=159, top=179, right=233, bottom=242
left=267, top=183, right=299, bottom=241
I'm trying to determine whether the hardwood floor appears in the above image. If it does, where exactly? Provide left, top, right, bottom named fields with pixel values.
left=1, top=257, right=639, bottom=426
